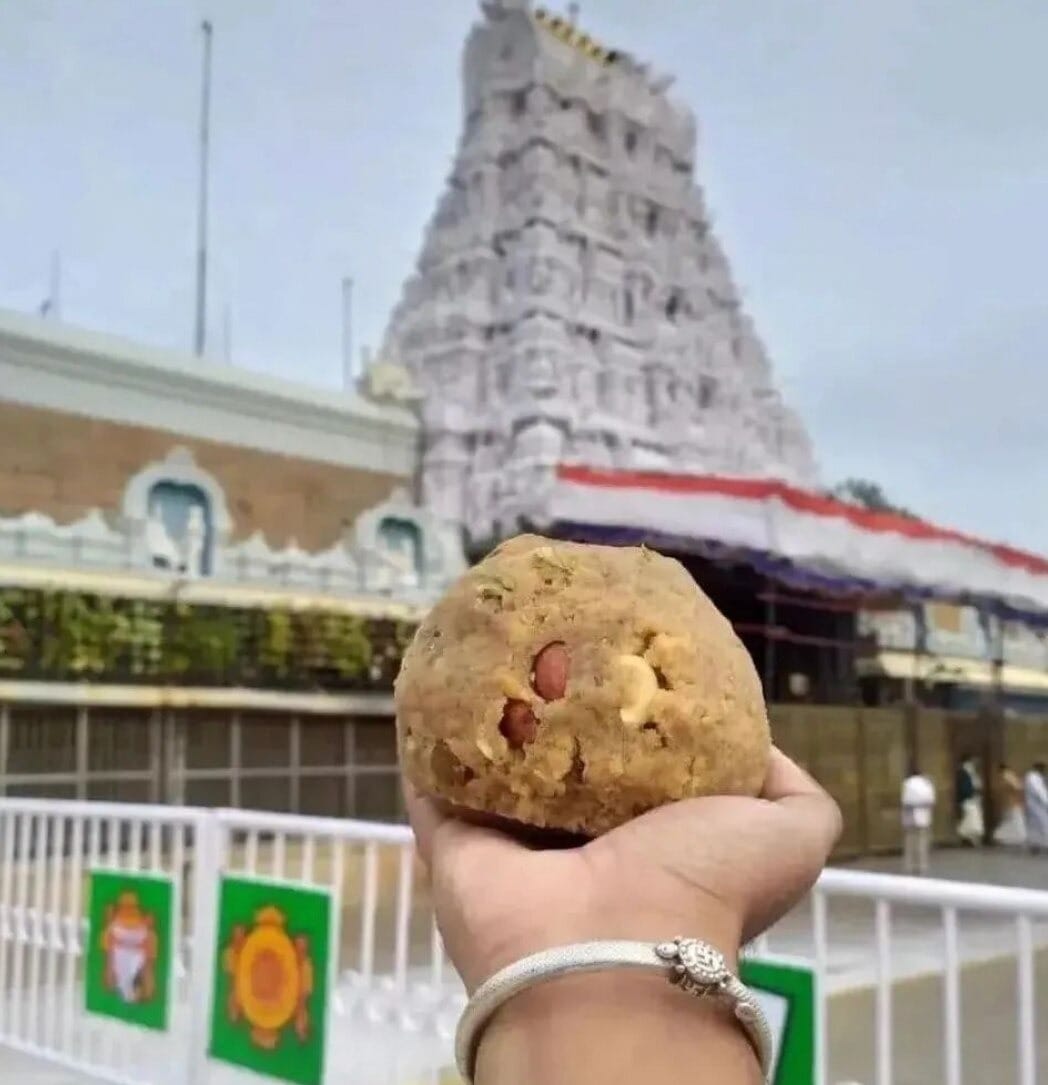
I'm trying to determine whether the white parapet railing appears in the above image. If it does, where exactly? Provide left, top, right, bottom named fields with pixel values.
left=0, top=798, right=1045, bottom=1085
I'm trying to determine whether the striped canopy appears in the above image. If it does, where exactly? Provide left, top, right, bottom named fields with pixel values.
left=551, top=466, right=1048, bottom=624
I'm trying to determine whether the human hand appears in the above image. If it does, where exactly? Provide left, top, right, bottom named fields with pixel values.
left=407, top=746, right=841, bottom=991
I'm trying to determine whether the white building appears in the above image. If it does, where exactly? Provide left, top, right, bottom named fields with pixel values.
left=378, top=0, right=818, bottom=541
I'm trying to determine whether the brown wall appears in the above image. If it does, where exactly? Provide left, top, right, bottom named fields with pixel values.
left=1004, top=716, right=1048, bottom=770
left=771, top=706, right=1048, bottom=857
left=0, top=400, right=403, bottom=550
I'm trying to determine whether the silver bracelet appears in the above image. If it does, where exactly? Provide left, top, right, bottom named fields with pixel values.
left=455, top=937, right=772, bottom=1084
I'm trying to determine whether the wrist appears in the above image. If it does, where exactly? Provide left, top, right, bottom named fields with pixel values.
left=458, top=903, right=742, bottom=994
left=475, top=970, right=761, bottom=1085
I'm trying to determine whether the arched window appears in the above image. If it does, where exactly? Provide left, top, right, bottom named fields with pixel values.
left=122, top=447, right=231, bottom=577
left=379, top=517, right=423, bottom=580
left=146, top=481, right=213, bottom=574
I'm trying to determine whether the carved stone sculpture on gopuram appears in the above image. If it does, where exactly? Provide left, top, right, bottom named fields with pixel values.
left=377, top=0, right=819, bottom=542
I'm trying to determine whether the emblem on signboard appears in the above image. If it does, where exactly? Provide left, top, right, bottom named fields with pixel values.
left=222, top=905, right=314, bottom=1049
left=86, top=872, right=174, bottom=1031
left=100, top=890, right=159, bottom=1004
left=209, top=877, right=331, bottom=1085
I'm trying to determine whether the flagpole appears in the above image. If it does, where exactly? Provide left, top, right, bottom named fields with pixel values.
left=49, top=251, right=61, bottom=319
left=341, top=276, right=354, bottom=391
left=222, top=302, right=232, bottom=362
left=40, top=250, right=61, bottom=319
left=193, top=20, right=213, bottom=356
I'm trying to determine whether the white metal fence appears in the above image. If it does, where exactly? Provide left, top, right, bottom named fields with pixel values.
left=811, top=868, right=1047, bottom=1085
left=0, top=800, right=209, bottom=1085
left=0, top=797, right=1045, bottom=1085
left=0, top=799, right=460, bottom=1085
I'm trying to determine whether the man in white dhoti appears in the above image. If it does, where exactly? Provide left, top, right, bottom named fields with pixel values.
left=1025, top=762, right=1048, bottom=855
left=901, top=761, right=935, bottom=875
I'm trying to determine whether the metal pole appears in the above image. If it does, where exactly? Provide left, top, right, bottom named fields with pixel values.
left=193, top=20, right=213, bottom=356
left=991, top=609, right=1004, bottom=714
left=222, top=302, right=232, bottom=362
left=762, top=584, right=777, bottom=700
left=48, top=250, right=61, bottom=319
left=39, top=251, right=61, bottom=318
left=414, top=408, right=425, bottom=507
left=0, top=703, right=9, bottom=796
left=75, top=705, right=89, bottom=801
left=987, top=607, right=1005, bottom=840
left=904, top=600, right=924, bottom=764
left=341, top=276, right=354, bottom=390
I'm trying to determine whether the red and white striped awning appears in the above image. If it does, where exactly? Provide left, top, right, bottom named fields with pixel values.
left=551, top=466, right=1048, bottom=618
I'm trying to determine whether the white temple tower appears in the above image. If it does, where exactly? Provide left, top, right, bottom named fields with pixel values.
left=379, top=0, right=819, bottom=541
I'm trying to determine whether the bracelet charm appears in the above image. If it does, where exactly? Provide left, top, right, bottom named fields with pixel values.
left=656, top=937, right=730, bottom=994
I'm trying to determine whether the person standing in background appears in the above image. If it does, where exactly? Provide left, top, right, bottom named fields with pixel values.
left=901, top=761, right=936, bottom=874
left=1025, top=762, right=1048, bottom=855
left=956, top=754, right=984, bottom=846
left=993, top=763, right=1026, bottom=847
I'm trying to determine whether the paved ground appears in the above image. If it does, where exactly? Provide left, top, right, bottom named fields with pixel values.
left=828, top=949, right=1048, bottom=1085
left=4, top=847, right=1046, bottom=1084
left=847, top=845, right=1048, bottom=891
left=822, top=848, right=1048, bottom=1085
left=0, top=1047, right=92, bottom=1084
left=765, top=847, right=1048, bottom=994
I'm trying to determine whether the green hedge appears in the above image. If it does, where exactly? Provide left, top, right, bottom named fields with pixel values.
left=0, top=586, right=416, bottom=691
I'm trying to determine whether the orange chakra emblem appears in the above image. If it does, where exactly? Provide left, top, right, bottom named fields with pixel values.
left=222, top=905, right=314, bottom=1049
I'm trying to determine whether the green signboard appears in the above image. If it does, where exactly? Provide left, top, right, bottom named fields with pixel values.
left=740, top=956, right=817, bottom=1085
left=208, top=875, right=333, bottom=1085
left=84, top=870, right=175, bottom=1031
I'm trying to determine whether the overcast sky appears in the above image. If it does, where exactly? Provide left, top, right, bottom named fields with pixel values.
left=2, top=1, right=1046, bottom=551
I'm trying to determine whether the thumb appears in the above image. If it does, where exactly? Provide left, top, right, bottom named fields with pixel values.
left=402, top=782, right=527, bottom=871
left=737, top=748, right=841, bottom=938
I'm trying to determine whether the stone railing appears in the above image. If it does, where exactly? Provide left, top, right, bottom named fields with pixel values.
left=0, top=509, right=135, bottom=570
left=0, top=487, right=467, bottom=604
